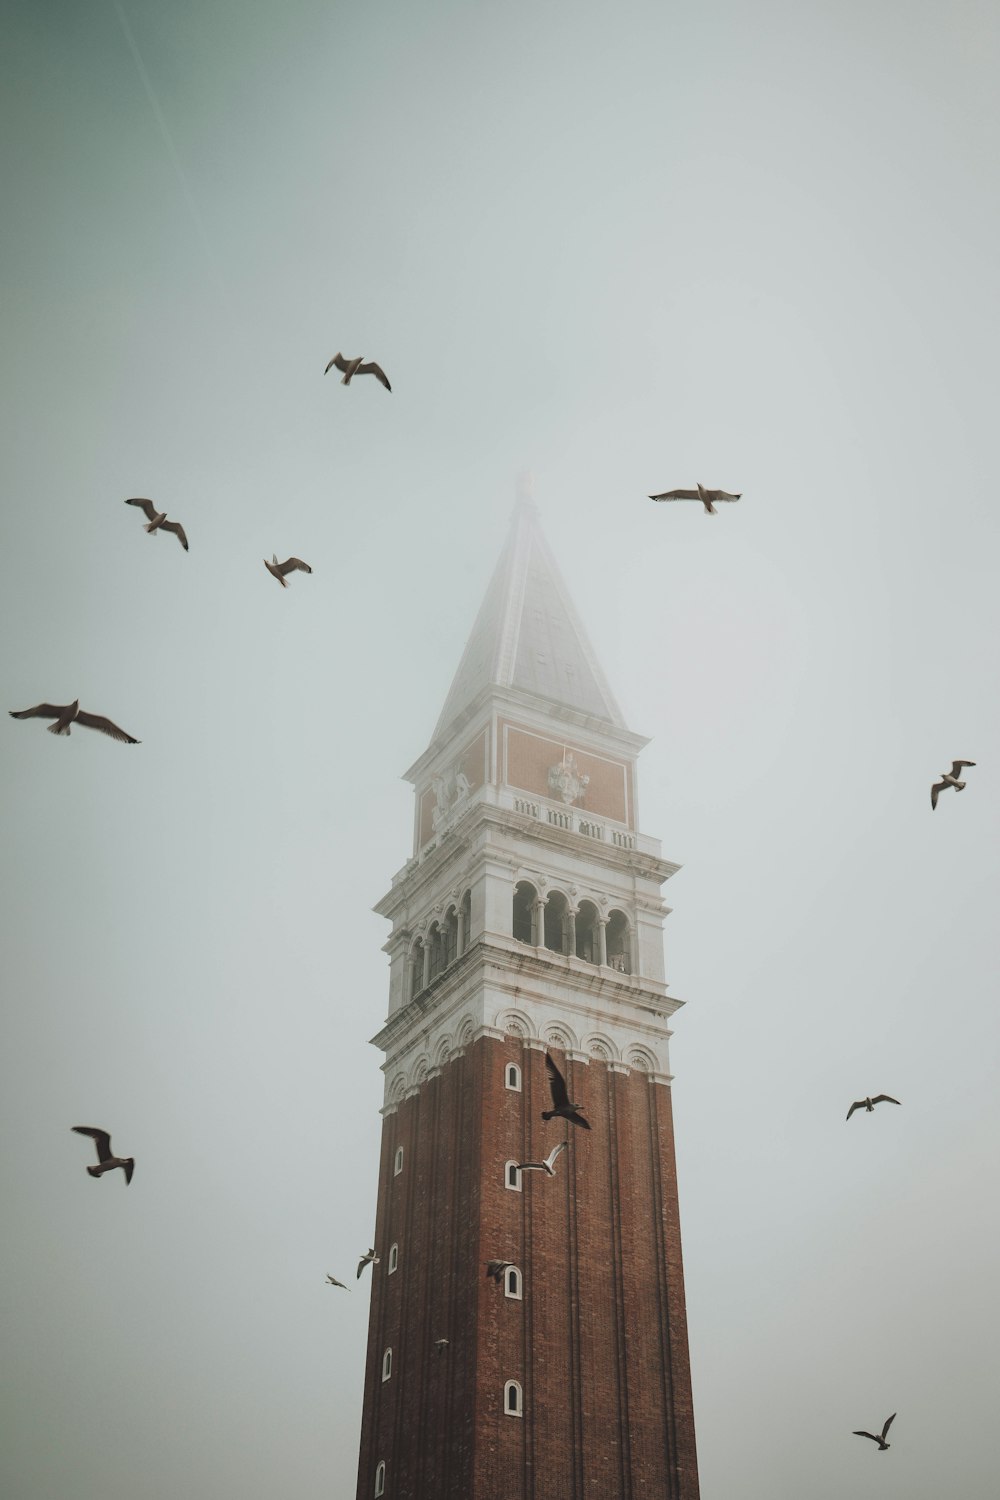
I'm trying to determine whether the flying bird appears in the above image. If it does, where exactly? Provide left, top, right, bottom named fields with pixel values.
left=542, top=1052, right=591, bottom=1130
left=649, top=483, right=742, bottom=514
left=853, top=1413, right=896, bottom=1451
left=71, top=1127, right=134, bottom=1184
left=846, top=1094, right=901, bottom=1121
left=325, top=1275, right=348, bottom=1288
left=515, top=1141, right=567, bottom=1177
left=10, top=701, right=139, bottom=743
left=125, top=498, right=189, bottom=551
left=434, top=1339, right=450, bottom=1355
left=265, top=554, right=313, bottom=588
left=324, top=352, right=391, bottom=391
left=931, top=760, right=976, bottom=810
left=485, top=1260, right=516, bottom=1283
left=357, top=1248, right=380, bottom=1279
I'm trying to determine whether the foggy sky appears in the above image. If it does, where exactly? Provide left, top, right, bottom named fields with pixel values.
left=2, top=2, right=998, bottom=1497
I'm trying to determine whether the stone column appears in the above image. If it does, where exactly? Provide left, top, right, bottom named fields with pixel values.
left=597, top=917, right=608, bottom=968
left=566, top=909, right=577, bottom=958
left=456, top=905, right=466, bottom=956
left=531, top=897, right=545, bottom=946
left=422, top=940, right=431, bottom=991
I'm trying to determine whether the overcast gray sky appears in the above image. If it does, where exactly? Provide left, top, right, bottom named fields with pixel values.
left=2, top=2, right=998, bottom=1497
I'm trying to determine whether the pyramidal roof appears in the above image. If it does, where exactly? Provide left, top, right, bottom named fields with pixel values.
left=433, top=496, right=626, bottom=740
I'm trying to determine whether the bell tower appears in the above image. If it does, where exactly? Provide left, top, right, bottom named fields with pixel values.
left=355, top=497, right=699, bottom=1500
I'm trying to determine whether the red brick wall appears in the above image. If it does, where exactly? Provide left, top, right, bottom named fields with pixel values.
left=355, top=1039, right=699, bottom=1500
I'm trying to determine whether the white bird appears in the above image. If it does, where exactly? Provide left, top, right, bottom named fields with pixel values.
left=846, top=1094, right=901, bottom=1121
left=434, top=1339, right=450, bottom=1355
left=931, top=760, right=975, bottom=810
left=265, top=554, right=313, bottom=588
left=515, top=1141, right=567, bottom=1177
left=10, top=700, right=139, bottom=743
left=357, top=1248, right=380, bottom=1279
left=853, top=1413, right=896, bottom=1451
left=324, top=352, right=391, bottom=391
left=72, top=1127, right=134, bottom=1184
left=125, top=498, right=189, bottom=551
left=649, top=483, right=742, bottom=514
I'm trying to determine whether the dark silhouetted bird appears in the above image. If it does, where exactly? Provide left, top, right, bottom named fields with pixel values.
left=324, top=352, right=391, bottom=391
left=357, top=1248, right=380, bottom=1279
left=125, top=498, right=188, bottom=550
left=72, top=1127, right=134, bottom=1184
left=649, top=483, right=741, bottom=514
left=542, top=1052, right=590, bottom=1130
left=485, top=1260, right=516, bottom=1283
left=10, top=701, right=139, bottom=744
left=325, top=1274, right=347, bottom=1288
left=265, top=554, right=313, bottom=588
left=515, top=1142, right=567, bottom=1178
left=931, top=760, right=975, bottom=810
left=853, top=1413, right=896, bottom=1451
left=846, top=1094, right=901, bottom=1121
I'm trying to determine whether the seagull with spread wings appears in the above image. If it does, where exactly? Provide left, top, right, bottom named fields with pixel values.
left=485, top=1260, right=516, bottom=1284
left=515, top=1141, right=567, bottom=1178
left=846, top=1094, right=901, bottom=1121
left=853, top=1413, right=896, bottom=1451
left=649, top=483, right=742, bottom=514
left=71, top=1127, right=134, bottom=1184
left=125, top=498, right=189, bottom=551
left=265, top=554, right=313, bottom=588
left=324, top=352, right=392, bottom=391
left=325, top=1274, right=348, bottom=1288
left=931, top=760, right=976, bottom=810
left=357, top=1248, right=380, bottom=1279
left=10, top=700, right=139, bottom=743
left=542, top=1052, right=591, bottom=1130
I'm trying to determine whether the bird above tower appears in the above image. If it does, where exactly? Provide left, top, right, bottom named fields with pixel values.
left=71, top=1127, right=135, bottom=1184
left=649, top=483, right=742, bottom=514
left=846, top=1094, right=900, bottom=1121
left=931, top=760, right=975, bottom=809
left=324, top=352, right=391, bottom=391
left=10, top=700, right=139, bottom=744
left=125, top=497, right=189, bottom=550
left=853, top=1413, right=896, bottom=1451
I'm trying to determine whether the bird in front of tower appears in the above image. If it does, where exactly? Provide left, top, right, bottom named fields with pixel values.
left=853, top=1413, right=896, bottom=1451
left=846, top=1094, right=901, bottom=1121
left=125, top=497, right=189, bottom=550
left=324, top=352, right=391, bottom=391
left=515, top=1141, right=567, bottom=1178
left=10, top=701, right=140, bottom=744
left=265, top=554, right=313, bottom=588
left=649, top=483, right=741, bottom=514
left=71, top=1127, right=134, bottom=1184
left=931, top=760, right=975, bottom=810
left=485, top=1260, right=516, bottom=1283
left=434, top=1339, right=450, bottom=1355
left=542, top=1052, right=591, bottom=1130
left=357, top=1248, right=380, bottom=1279
left=325, top=1274, right=348, bottom=1288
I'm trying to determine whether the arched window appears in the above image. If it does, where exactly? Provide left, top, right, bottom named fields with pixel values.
left=505, top=1161, right=522, bottom=1192
left=505, top=1062, right=521, bottom=1092
left=512, top=881, right=537, bottom=945
left=505, top=1265, right=522, bottom=1300
left=427, top=920, right=444, bottom=982
left=443, top=905, right=459, bottom=968
left=388, top=1243, right=398, bottom=1274
left=606, top=909, right=632, bottom=974
left=575, top=900, right=599, bottom=964
left=374, top=1461, right=386, bottom=1497
left=394, top=1146, right=404, bottom=1176
left=381, top=1348, right=392, bottom=1382
left=410, top=940, right=425, bottom=1000
left=543, top=889, right=571, bottom=954
left=504, top=1380, right=523, bottom=1417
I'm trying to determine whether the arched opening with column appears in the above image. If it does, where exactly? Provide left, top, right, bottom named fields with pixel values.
left=409, top=938, right=425, bottom=999
left=543, top=889, right=571, bottom=954
left=512, top=881, right=537, bottom=945
left=459, top=887, right=472, bottom=954
left=426, top=920, right=445, bottom=982
left=575, top=899, right=599, bottom=964
left=442, top=904, right=459, bottom=968
left=606, top=909, right=633, bottom=974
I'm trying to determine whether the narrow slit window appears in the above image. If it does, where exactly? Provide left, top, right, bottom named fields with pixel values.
left=505, top=1266, right=522, bottom=1300
left=394, top=1146, right=404, bottom=1176
left=381, top=1347, right=392, bottom=1382
left=374, top=1460, right=386, bottom=1497
left=504, top=1380, right=523, bottom=1417
left=388, top=1243, right=398, bottom=1274
left=505, top=1062, right=521, bottom=1091
left=505, top=1161, right=522, bottom=1192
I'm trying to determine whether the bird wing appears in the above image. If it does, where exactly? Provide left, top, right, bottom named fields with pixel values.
left=72, top=1126, right=114, bottom=1162
left=122, top=1158, right=135, bottom=1185
left=9, top=703, right=67, bottom=721
left=514, top=1161, right=541, bottom=1172
left=649, top=489, right=701, bottom=502
left=930, top=781, right=945, bottom=809
left=326, top=1275, right=347, bottom=1287
left=276, top=557, right=313, bottom=576
left=881, top=1413, right=896, bottom=1439
left=159, top=519, right=189, bottom=551
left=357, top=360, right=391, bottom=391
left=356, top=1257, right=369, bottom=1278
left=545, top=1141, right=567, bottom=1170
left=74, top=711, right=139, bottom=744
left=324, top=353, right=349, bottom=376
left=949, top=760, right=975, bottom=776
left=565, top=1109, right=591, bottom=1130
left=852, top=1431, right=880, bottom=1443
left=125, top=498, right=158, bottom=522
left=707, top=490, right=741, bottom=502
left=872, top=1094, right=901, bottom=1107
left=544, top=1052, right=570, bottom=1109
left=845, top=1101, right=864, bottom=1120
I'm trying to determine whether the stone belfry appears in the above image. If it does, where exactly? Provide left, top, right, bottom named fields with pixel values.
left=355, top=492, right=699, bottom=1500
